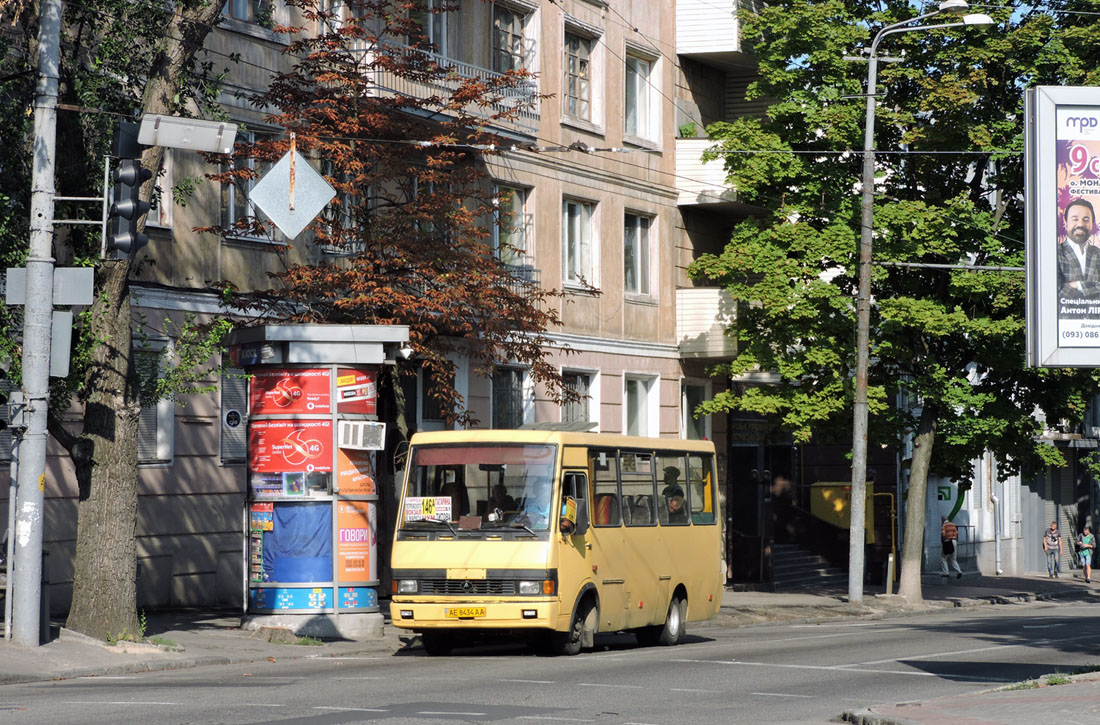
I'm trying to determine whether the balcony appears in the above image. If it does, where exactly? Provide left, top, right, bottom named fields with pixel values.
left=676, top=138, right=737, bottom=206
left=504, top=255, right=541, bottom=296
left=363, top=44, right=539, bottom=137
left=677, top=0, right=753, bottom=62
left=677, top=287, right=737, bottom=359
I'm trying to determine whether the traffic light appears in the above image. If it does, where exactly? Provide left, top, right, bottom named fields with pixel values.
left=107, top=158, right=152, bottom=259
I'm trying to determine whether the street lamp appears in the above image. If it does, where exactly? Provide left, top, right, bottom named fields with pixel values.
left=848, top=1, right=993, bottom=604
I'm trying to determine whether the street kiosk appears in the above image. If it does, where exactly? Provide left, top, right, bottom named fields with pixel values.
left=226, top=325, right=409, bottom=639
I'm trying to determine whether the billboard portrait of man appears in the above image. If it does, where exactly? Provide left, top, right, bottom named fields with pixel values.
left=1057, top=197, right=1100, bottom=299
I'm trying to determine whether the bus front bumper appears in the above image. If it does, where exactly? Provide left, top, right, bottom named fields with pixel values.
left=391, top=598, right=563, bottom=630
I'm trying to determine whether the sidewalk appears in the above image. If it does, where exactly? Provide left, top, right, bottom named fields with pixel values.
left=0, top=571, right=1094, bottom=725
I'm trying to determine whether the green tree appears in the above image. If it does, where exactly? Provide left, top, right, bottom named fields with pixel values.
left=1, top=0, right=228, bottom=640
left=690, top=1, right=1100, bottom=602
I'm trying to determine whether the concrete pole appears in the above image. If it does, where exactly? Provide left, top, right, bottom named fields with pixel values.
left=13, top=0, right=61, bottom=647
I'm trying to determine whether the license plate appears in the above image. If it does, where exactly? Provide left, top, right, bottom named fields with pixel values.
left=445, top=607, right=486, bottom=618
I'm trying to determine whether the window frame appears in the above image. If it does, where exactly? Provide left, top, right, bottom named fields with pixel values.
left=623, top=212, right=653, bottom=298
left=681, top=379, right=712, bottom=441
left=624, top=52, right=658, bottom=143
left=493, top=184, right=531, bottom=266
left=562, top=197, right=597, bottom=287
left=492, top=2, right=529, bottom=73
left=623, top=373, right=659, bottom=437
left=561, top=369, right=598, bottom=429
left=491, top=365, right=530, bottom=429
left=135, top=338, right=174, bottom=466
left=220, top=128, right=279, bottom=242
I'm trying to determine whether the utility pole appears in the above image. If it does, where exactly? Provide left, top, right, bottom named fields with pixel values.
left=13, top=0, right=61, bottom=647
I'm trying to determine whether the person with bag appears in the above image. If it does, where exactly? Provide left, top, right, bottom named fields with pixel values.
left=1044, top=520, right=1062, bottom=578
left=940, top=516, right=962, bottom=579
left=1078, top=525, right=1094, bottom=584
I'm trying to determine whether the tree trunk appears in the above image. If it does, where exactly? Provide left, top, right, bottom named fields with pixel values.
left=897, top=405, right=937, bottom=604
left=65, top=260, right=141, bottom=640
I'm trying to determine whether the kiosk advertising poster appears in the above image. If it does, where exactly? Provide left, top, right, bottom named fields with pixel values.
left=1027, top=87, right=1100, bottom=366
left=336, top=500, right=377, bottom=583
left=337, top=448, right=376, bottom=495
left=335, top=368, right=377, bottom=415
left=249, top=419, right=333, bottom=474
left=250, top=368, right=332, bottom=415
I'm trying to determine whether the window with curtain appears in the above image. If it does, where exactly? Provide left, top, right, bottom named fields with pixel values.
left=563, top=198, right=594, bottom=285
left=625, top=54, right=652, bottom=139
left=624, top=213, right=651, bottom=296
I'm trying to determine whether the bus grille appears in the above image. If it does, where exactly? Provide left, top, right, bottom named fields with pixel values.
left=421, top=578, right=517, bottom=595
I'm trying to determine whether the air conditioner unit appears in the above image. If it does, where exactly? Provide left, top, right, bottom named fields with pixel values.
left=338, top=420, right=386, bottom=450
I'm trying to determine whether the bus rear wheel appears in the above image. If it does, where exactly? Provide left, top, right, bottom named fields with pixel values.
left=637, top=594, right=685, bottom=647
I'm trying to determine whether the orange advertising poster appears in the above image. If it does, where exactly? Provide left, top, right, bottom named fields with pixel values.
left=335, top=368, right=377, bottom=415
left=337, top=448, right=376, bottom=495
left=336, top=500, right=376, bottom=583
left=249, top=368, right=331, bottom=415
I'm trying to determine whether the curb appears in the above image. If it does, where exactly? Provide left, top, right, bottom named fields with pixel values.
left=841, top=708, right=921, bottom=725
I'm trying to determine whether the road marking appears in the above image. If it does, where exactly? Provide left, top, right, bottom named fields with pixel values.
left=502, top=679, right=555, bottom=684
left=845, top=630, right=1100, bottom=667
left=1022, top=624, right=1066, bottom=629
left=753, top=629, right=906, bottom=644
left=61, top=701, right=181, bottom=706
left=314, top=706, right=390, bottom=712
left=579, top=683, right=645, bottom=689
left=238, top=704, right=286, bottom=707
left=517, top=717, right=594, bottom=722
left=751, top=692, right=814, bottom=698
left=671, top=658, right=939, bottom=677
left=334, top=676, right=387, bottom=680
left=670, top=688, right=720, bottom=693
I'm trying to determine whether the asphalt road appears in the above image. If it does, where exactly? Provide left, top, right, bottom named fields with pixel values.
left=3, top=599, right=1100, bottom=725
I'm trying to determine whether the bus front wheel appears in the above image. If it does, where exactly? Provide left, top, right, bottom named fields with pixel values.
left=637, top=594, right=685, bottom=647
left=552, top=598, right=595, bottom=656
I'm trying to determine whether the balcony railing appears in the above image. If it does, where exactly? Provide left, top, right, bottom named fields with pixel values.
left=677, top=287, right=737, bottom=359
left=677, top=0, right=747, bottom=57
left=504, top=255, right=541, bottom=295
left=360, top=43, right=539, bottom=136
left=675, top=138, right=737, bottom=206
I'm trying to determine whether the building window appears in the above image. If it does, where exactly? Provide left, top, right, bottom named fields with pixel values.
left=494, top=185, right=529, bottom=266
left=563, top=198, right=595, bottom=286
left=222, top=0, right=270, bottom=24
left=624, top=213, right=651, bottom=296
left=563, top=31, right=592, bottom=121
left=409, top=0, right=446, bottom=55
left=625, top=54, right=653, bottom=140
left=682, top=381, right=711, bottom=440
left=624, top=375, right=657, bottom=437
left=492, top=4, right=529, bottom=73
left=420, top=366, right=453, bottom=428
left=220, top=129, right=274, bottom=238
left=562, top=371, right=592, bottom=425
left=135, top=341, right=174, bottom=465
left=492, top=367, right=526, bottom=429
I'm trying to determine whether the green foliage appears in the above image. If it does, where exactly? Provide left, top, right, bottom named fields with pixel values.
left=136, top=317, right=235, bottom=407
left=690, top=1, right=1100, bottom=484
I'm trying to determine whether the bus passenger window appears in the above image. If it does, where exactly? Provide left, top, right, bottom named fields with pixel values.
left=657, top=455, right=689, bottom=526
left=688, top=454, right=716, bottom=524
left=621, top=451, right=655, bottom=526
left=590, top=448, right=621, bottom=526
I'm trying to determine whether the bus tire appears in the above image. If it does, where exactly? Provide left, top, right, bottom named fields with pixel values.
left=421, top=631, right=453, bottom=656
left=643, top=594, right=686, bottom=647
left=552, top=597, right=595, bottom=656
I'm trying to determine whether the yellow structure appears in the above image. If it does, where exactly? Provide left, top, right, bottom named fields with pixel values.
left=809, top=482, right=875, bottom=542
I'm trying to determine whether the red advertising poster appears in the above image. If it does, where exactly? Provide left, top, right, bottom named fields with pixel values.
left=250, top=368, right=331, bottom=415
left=335, top=368, right=377, bottom=415
left=249, top=419, right=333, bottom=473
left=337, top=448, right=376, bottom=495
left=336, top=500, right=376, bottom=583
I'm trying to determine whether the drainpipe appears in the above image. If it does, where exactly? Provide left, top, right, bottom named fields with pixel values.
left=989, top=454, right=1003, bottom=575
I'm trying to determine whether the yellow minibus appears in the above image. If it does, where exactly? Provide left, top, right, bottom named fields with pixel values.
left=390, top=429, right=723, bottom=655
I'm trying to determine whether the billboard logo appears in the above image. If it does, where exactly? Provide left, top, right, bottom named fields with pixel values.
left=1065, top=116, right=1100, bottom=131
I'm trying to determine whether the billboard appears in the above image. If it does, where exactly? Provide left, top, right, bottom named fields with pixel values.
left=1027, top=86, right=1100, bottom=366
left=249, top=368, right=331, bottom=415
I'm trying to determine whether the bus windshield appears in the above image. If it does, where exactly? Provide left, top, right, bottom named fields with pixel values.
left=401, top=444, right=558, bottom=532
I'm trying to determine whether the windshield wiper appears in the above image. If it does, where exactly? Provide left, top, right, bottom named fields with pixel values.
left=508, top=520, right=538, bottom=536
left=415, top=519, right=458, bottom=536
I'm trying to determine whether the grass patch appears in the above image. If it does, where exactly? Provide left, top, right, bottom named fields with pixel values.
left=1046, top=674, right=1071, bottom=686
left=294, top=636, right=324, bottom=646
left=1002, top=680, right=1041, bottom=691
left=147, top=635, right=178, bottom=648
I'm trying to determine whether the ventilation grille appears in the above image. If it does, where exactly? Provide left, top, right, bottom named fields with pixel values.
left=338, top=420, right=386, bottom=450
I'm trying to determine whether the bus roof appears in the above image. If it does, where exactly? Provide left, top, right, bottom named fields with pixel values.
left=408, top=429, right=717, bottom=454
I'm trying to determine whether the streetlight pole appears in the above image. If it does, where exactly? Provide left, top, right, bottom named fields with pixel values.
left=849, top=1, right=993, bottom=604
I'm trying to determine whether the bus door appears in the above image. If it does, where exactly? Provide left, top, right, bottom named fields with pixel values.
left=556, top=469, right=594, bottom=629
left=584, top=448, right=631, bottom=632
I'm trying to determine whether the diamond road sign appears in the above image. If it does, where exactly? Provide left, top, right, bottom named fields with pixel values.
left=249, top=150, right=336, bottom=239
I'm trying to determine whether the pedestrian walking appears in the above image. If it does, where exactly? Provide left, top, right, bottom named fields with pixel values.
left=1044, top=520, right=1062, bottom=578
left=940, top=516, right=962, bottom=579
left=1078, top=525, right=1094, bottom=584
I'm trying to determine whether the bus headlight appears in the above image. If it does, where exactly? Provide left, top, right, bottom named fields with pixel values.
left=396, top=579, right=418, bottom=594
left=518, top=580, right=541, bottom=595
